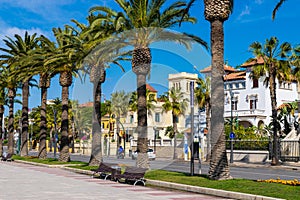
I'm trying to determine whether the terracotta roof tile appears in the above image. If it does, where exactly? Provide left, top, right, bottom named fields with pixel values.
left=224, top=71, right=246, bottom=81
left=146, top=84, right=157, bottom=92
left=200, top=65, right=236, bottom=73
left=79, top=102, right=93, bottom=108
left=241, top=57, right=265, bottom=67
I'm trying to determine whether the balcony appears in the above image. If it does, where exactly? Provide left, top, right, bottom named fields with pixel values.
left=224, top=109, right=266, bottom=118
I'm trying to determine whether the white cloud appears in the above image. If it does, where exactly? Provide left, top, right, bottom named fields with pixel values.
left=238, top=5, right=251, bottom=19
left=0, top=24, right=50, bottom=47
left=255, top=0, right=264, bottom=5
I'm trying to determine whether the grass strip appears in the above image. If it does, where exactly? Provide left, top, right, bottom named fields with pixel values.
left=145, top=170, right=300, bottom=200
left=12, top=155, right=86, bottom=165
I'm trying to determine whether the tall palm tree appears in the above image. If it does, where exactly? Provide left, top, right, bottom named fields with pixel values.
left=194, top=76, right=211, bottom=161
left=182, top=0, right=233, bottom=179
left=44, top=27, right=83, bottom=162
left=0, top=32, right=39, bottom=156
left=247, top=37, right=292, bottom=165
left=162, top=87, right=188, bottom=159
left=203, top=0, right=233, bottom=180
left=0, top=71, right=7, bottom=157
left=90, top=0, right=207, bottom=168
left=75, top=15, right=129, bottom=165
left=111, top=91, right=130, bottom=156
left=272, top=0, right=287, bottom=20
left=32, top=35, right=57, bottom=159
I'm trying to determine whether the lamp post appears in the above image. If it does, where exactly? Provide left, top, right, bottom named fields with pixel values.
left=190, top=81, right=195, bottom=176
left=29, top=119, right=33, bottom=151
left=53, top=108, right=57, bottom=159
left=229, top=89, right=239, bottom=163
left=153, top=127, right=162, bottom=154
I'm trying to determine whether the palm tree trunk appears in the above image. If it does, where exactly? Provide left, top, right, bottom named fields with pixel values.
left=270, top=67, right=279, bottom=165
left=59, top=85, right=70, bottom=162
left=136, top=73, right=149, bottom=168
left=208, top=19, right=231, bottom=180
left=20, top=81, right=29, bottom=156
left=7, top=88, right=15, bottom=155
left=38, top=86, right=48, bottom=159
left=172, top=113, right=178, bottom=159
left=89, top=82, right=103, bottom=166
left=0, top=104, right=4, bottom=156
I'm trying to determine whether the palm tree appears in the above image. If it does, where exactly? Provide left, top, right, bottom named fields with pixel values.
left=0, top=32, right=39, bottom=156
left=194, top=76, right=211, bottom=161
left=183, top=0, right=233, bottom=179
left=75, top=15, right=130, bottom=165
left=35, top=36, right=57, bottom=159
left=247, top=37, right=292, bottom=165
left=111, top=91, right=130, bottom=156
left=128, top=89, right=157, bottom=115
left=272, top=0, right=287, bottom=20
left=203, top=0, right=233, bottom=180
left=44, top=26, right=83, bottom=162
left=90, top=0, right=207, bottom=168
left=162, top=87, right=188, bottom=159
left=0, top=74, right=7, bottom=156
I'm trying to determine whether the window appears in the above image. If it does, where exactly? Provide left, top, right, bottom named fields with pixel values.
left=241, top=82, right=246, bottom=89
left=155, top=113, right=160, bottom=122
left=130, top=115, right=134, bottom=123
left=235, top=83, right=239, bottom=89
left=231, top=100, right=237, bottom=111
left=253, top=78, right=259, bottom=88
left=250, top=99, right=257, bottom=110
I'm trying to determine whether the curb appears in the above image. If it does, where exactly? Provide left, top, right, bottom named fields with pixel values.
left=146, top=179, right=284, bottom=200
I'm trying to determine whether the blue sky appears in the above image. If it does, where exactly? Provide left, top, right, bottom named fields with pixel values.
left=0, top=0, right=300, bottom=113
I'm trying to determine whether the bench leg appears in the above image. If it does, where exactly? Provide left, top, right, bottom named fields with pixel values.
left=134, top=179, right=145, bottom=186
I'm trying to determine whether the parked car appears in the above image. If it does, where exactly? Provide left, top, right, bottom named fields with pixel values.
left=131, top=148, right=156, bottom=160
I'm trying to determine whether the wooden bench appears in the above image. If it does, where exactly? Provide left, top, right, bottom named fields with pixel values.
left=91, top=162, right=114, bottom=180
left=114, top=166, right=148, bottom=186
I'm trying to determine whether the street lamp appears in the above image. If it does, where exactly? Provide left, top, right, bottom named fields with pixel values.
left=28, top=119, right=34, bottom=151
left=229, top=89, right=239, bottom=163
left=153, top=126, right=163, bottom=155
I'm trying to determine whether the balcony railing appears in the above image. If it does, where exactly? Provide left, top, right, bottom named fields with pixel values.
left=224, top=109, right=265, bottom=117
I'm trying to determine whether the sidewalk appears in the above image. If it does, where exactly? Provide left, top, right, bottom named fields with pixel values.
left=7, top=159, right=284, bottom=200
left=0, top=161, right=231, bottom=200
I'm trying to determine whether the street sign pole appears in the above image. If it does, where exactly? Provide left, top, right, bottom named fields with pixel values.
left=190, top=81, right=194, bottom=176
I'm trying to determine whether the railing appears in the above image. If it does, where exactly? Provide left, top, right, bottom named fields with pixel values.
left=226, top=139, right=300, bottom=162
left=280, top=140, right=300, bottom=162
left=224, top=109, right=265, bottom=117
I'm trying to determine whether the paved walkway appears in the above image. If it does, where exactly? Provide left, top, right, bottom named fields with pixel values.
left=0, top=161, right=229, bottom=200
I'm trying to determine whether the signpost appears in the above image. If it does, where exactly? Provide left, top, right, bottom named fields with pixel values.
left=190, top=81, right=194, bottom=176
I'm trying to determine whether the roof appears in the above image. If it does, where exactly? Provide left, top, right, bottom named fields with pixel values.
left=146, top=84, right=157, bottom=93
left=241, top=57, right=265, bottom=67
left=200, top=65, right=236, bottom=73
left=79, top=102, right=93, bottom=108
left=224, top=71, right=246, bottom=81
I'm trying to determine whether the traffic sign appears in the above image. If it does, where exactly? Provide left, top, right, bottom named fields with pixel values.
left=229, top=132, right=235, bottom=139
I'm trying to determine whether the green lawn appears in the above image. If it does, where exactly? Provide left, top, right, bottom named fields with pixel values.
left=145, top=170, right=299, bottom=200
left=12, top=156, right=299, bottom=200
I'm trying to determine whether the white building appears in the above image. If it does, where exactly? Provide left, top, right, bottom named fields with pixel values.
left=201, top=58, right=299, bottom=129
